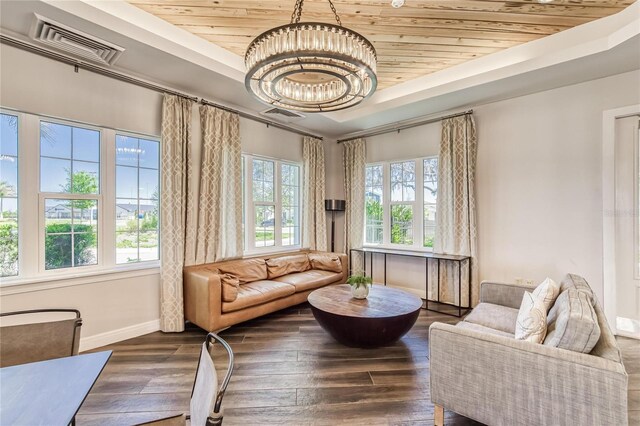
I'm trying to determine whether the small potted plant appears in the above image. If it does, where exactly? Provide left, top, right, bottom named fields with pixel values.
left=346, top=273, right=373, bottom=299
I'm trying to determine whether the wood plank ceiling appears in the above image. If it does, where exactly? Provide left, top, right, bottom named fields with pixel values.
left=128, top=0, right=635, bottom=89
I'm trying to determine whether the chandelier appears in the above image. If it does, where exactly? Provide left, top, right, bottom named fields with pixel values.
left=244, top=0, right=377, bottom=113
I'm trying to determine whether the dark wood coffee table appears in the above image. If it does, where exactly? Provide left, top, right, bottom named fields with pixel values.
left=308, top=284, right=422, bottom=348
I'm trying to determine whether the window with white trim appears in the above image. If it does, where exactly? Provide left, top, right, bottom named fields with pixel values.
left=364, top=156, right=438, bottom=250
left=0, top=109, right=161, bottom=284
left=0, top=113, right=19, bottom=277
left=243, top=155, right=301, bottom=252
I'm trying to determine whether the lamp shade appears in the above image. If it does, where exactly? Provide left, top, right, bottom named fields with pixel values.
left=325, top=199, right=346, bottom=212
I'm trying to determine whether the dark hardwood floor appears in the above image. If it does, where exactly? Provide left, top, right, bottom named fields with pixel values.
left=78, top=304, right=639, bottom=426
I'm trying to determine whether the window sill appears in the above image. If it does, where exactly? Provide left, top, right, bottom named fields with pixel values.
left=0, top=262, right=160, bottom=296
left=362, top=244, right=434, bottom=253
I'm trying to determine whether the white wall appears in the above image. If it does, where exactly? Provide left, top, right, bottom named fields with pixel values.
left=0, top=44, right=305, bottom=349
left=325, top=69, right=640, bottom=304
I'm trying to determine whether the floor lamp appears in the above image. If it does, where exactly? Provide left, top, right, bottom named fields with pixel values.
left=325, top=199, right=345, bottom=253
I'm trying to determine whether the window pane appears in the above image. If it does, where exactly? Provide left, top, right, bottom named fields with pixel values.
left=0, top=114, right=18, bottom=157
left=40, top=157, right=71, bottom=193
left=72, top=127, right=100, bottom=162
left=40, top=122, right=71, bottom=158
left=116, top=135, right=139, bottom=166
left=391, top=204, right=413, bottom=245
left=255, top=205, right=275, bottom=248
left=252, top=159, right=274, bottom=202
left=139, top=139, right=159, bottom=169
left=116, top=166, right=138, bottom=198
left=139, top=168, right=159, bottom=200
left=0, top=113, right=19, bottom=276
left=365, top=165, right=383, bottom=244
left=423, top=158, right=438, bottom=204
left=115, top=135, right=160, bottom=264
left=45, top=198, right=97, bottom=270
left=41, top=122, right=100, bottom=194
left=281, top=164, right=300, bottom=246
left=72, top=162, right=99, bottom=194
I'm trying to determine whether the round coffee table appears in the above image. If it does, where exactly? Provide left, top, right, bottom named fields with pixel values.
left=308, top=284, right=422, bottom=348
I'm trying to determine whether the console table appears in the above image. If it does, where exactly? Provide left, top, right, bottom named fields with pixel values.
left=349, top=247, right=471, bottom=317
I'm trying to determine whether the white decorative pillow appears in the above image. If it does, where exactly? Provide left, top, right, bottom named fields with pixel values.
left=515, top=292, right=548, bottom=343
left=532, top=277, right=560, bottom=313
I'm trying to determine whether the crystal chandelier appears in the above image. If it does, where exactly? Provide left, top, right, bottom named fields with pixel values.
left=244, top=0, right=377, bottom=113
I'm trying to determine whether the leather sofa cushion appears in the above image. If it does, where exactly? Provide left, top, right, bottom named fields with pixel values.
left=544, top=288, right=601, bottom=353
left=273, top=270, right=341, bottom=292
left=218, top=258, right=268, bottom=284
left=463, top=302, right=519, bottom=334
left=222, top=280, right=295, bottom=313
left=220, top=274, right=240, bottom=302
left=266, top=254, right=311, bottom=279
left=308, top=253, right=342, bottom=273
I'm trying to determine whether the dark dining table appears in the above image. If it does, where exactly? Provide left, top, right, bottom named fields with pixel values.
left=0, top=350, right=112, bottom=426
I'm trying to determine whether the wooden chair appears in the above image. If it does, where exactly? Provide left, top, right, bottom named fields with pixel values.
left=0, top=309, right=82, bottom=367
left=137, top=333, right=234, bottom=426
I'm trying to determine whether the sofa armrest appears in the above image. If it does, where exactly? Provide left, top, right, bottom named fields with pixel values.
left=479, top=280, right=536, bottom=309
left=183, top=269, right=222, bottom=332
left=429, top=322, right=628, bottom=426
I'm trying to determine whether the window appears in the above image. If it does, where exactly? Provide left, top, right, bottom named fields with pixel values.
left=365, top=165, right=383, bottom=244
left=0, top=109, right=161, bottom=284
left=390, top=160, right=416, bottom=245
left=244, top=155, right=301, bottom=252
left=115, top=135, right=160, bottom=264
left=364, top=156, right=438, bottom=250
left=0, top=113, right=18, bottom=276
left=41, top=121, right=100, bottom=270
left=423, top=158, right=438, bottom=248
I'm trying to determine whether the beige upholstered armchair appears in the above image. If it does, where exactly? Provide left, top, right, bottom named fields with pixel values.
left=429, top=276, right=628, bottom=426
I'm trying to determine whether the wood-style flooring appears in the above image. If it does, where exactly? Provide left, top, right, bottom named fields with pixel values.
left=78, top=304, right=640, bottom=426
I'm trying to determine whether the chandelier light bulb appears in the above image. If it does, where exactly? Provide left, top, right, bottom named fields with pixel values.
left=391, top=0, right=405, bottom=8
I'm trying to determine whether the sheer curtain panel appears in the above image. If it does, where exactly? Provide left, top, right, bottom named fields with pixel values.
left=302, top=137, right=327, bottom=251
left=343, top=138, right=366, bottom=266
left=433, top=114, right=479, bottom=307
left=160, top=94, right=194, bottom=332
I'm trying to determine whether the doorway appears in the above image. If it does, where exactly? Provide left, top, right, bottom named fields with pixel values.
left=615, top=115, right=640, bottom=339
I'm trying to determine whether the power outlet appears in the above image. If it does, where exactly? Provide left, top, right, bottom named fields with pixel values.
left=526, top=279, right=534, bottom=286
left=515, top=277, right=523, bottom=285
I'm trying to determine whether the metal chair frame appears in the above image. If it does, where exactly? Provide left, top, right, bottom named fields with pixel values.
left=0, top=308, right=83, bottom=357
left=190, top=332, right=234, bottom=426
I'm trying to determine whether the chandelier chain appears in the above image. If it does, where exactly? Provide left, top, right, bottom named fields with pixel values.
left=327, top=0, right=342, bottom=26
left=290, top=0, right=304, bottom=24
left=289, top=0, right=342, bottom=26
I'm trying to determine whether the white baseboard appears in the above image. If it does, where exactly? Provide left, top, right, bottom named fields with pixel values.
left=79, top=319, right=160, bottom=352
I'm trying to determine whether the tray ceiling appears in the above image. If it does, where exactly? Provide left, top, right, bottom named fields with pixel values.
left=128, top=0, right=634, bottom=90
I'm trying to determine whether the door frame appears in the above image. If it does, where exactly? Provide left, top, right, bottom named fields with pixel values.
left=602, top=104, right=640, bottom=334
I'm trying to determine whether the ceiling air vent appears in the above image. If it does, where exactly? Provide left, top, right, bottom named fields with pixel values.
left=260, top=107, right=305, bottom=123
left=29, top=14, right=125, bottom=66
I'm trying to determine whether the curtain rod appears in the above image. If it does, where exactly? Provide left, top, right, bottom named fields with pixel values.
left=0, top=34, right=323, bottom=140
left=337, top=109, right=473, bottom=143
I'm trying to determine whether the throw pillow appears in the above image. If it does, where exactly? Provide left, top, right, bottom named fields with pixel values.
left=220, top=274, right=240, bottom=303
left=308, top=253, right=342, bottom=273
left=531, top=277, right=560, bottom=313
left=515, top=291, right=548, bottom=343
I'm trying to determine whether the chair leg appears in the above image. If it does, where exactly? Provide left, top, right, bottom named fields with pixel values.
left=434, top=404, right=444, bottom=426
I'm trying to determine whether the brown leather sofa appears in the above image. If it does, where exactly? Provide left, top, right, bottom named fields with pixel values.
left=183, top=250, right=347, bottom=331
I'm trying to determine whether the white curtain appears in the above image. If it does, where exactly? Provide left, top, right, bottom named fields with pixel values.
left=433, top=114, right=478, bottom=307
left=191, top=104, right=243, bottom=264
left=160, top=94, right=193, bottom=332
left=343, top=138, right=366, bottom=268
left=302, top=136, right=327, bottom=251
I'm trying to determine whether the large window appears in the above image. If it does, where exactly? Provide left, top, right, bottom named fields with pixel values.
left=0, top=109, right=161, bottom=283
left=364, top=156, right=438, bottom=250
left=244, top=155, right=301, bottom=252
left=115, top=135, right=160, bottom=264
left=41, top=121, right=100, bottom=270
left=0, top=113, right=18, bottom=276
